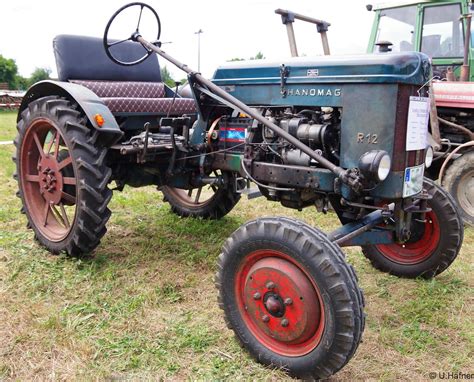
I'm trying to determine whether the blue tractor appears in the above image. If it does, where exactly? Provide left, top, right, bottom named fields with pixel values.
left=13, top=3, right=464, bottom=379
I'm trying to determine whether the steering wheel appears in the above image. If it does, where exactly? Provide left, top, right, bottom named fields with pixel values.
left=103, top=2, right=161, bottom=66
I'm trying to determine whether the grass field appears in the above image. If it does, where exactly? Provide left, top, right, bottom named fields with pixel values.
left=0, top=110, right=472, bottom=380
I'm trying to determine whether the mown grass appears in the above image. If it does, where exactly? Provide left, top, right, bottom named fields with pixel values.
left=0, top=110, right=472, bottom=380
left=0, top=110, right=17, bottom=141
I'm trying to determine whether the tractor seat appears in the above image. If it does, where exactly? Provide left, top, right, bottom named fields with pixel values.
left=53, top=34, right=196, bottom=116
left=70, top=80, right=196, bottom=114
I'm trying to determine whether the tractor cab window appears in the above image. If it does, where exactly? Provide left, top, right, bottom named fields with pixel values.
left=376, top=6, right=417, bottom=52
left=421, top=4, right=464, bottom=58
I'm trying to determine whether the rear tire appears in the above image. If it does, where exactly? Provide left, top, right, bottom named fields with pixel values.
left=14, top=96, right=112, bottom=256
left=362, top=178, right=463, bottom=278
left=442, top=151, right=474, bottom=226
left=161, top=171, right=240, bottom=219
left=216, top=217, right=365, bottom=380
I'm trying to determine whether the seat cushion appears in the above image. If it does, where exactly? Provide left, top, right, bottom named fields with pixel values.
left=71, top=80, right=166, bottom=98
left=102, top=97, right=196, bottom=114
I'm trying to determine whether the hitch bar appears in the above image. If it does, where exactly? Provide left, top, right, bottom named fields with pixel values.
left=136, top=36, right=362, bottom=191
left=327, top=203, right=394, bottom=246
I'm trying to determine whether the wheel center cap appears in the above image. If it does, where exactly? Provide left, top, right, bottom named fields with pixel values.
left=264, top=294, right=285, bottom=317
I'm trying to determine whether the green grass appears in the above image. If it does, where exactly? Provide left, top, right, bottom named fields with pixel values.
left=0, top=111, right=472, bottom=380
left=0, top=110, right=17, bottom=141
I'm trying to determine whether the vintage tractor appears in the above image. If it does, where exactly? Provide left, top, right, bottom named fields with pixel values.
left=13, top=3, right=464, bottom=379
left=367, top=0, right=474, bottom=225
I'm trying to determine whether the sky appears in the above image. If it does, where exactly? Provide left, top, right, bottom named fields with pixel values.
left=0, top=0, right=376, bottom=81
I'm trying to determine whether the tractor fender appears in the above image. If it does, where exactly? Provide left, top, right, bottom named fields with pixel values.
left=18, top=80, right=123, bottom=146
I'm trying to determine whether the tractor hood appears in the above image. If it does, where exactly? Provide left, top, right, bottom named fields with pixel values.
left=212, top=52, right=430, bottom=86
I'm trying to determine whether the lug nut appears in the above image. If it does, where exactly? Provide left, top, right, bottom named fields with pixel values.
left=266, top=282, right=275, bottom=290
left=281, top=318, right=289, bottom=327
left=284, top=298, right=293, bottom=306
left=253, top=292, right=261, bottom=300
left=262, top=315, right=270, bottom=323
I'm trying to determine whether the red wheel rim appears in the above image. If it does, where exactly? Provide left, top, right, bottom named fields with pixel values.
left=235, top=249, right=325, bottom=357
left=375, top=211, right=440, bottom=264
left=20, top=118, right=77, bottom=241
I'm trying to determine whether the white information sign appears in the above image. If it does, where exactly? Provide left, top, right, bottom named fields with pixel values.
left=406, top=96, right=429, bottom=151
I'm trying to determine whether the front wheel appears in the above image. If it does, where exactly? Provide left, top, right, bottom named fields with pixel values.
left=216, top=217, right=365, bottom=380
left=362, top=178, right=463, bottom=278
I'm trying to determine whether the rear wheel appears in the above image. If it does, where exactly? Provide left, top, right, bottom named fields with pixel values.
left=216, top=217, right=365, bottom=380
left=442, top=151, right=474, bottom=226
left=362, top=178, right=463, bottom=278
left=14, top=96, right=112, bottom=255
left=161, top=171, right=240, bottom=219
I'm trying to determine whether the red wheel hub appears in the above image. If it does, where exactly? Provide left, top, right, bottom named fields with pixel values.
left=37, top=155, right=64, bottom=205
left=236, top=250, right=325, bottom=357
left=376, top=211, right=440, bottom=264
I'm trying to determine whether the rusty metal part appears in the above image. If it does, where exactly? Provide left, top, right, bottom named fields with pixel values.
left=251, top=161, right=322, bottom=189
left=460, top=14, right=472, bottom=82
left=275, top=8, right=331, bottom=56
left=438, top=117, right=474, bottom=141
left=20, top=119, right=77, bottom=241
left=446, top=67, right=456, bottom=82
left=206, top=116, right=223, bottom=146
left=429, top=91, right=441, bottom=145
left=438, top=141, right=474, bottom=183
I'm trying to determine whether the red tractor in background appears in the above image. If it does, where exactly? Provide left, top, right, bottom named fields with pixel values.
left=367, top=0, right=474, bottom=225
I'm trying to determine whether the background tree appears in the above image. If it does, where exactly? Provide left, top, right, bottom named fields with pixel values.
left=228, top=52, right=265, bottom=62
left=27, top=67, right=51, bottom=87
left=250, top=51, right=265, bottom=60
left=160, top=66, right=176, bottom=88
left=0, top=55, right=19, bottom=89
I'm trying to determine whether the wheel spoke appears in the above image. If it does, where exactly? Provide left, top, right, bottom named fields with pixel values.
left=52, top=204, right=70, bottom=229
left=136, top=4, right=144, bottom=32
left=194, top=187, right=202, bottom=203
left=53, top=131, right=61, bottom=158
left=43, top=201, right=50, bottom=227
left=210, top=184, right=218, bottom=192
left=63, top=177, right=76, bottom=185
left=25, top=174, right=40, bottom=182
left=33, top=132, right=45, bottom=158
left=61, top=192, right=76, bottom=205
left=58, top=156, right=72, bottom=170
left=108, top=37, right=131, bottom=47
left=187, top=189, right=193, bottom=197
left=45, top=131, right=56, bottom=154
left=59, top=203, right=71, bottom=228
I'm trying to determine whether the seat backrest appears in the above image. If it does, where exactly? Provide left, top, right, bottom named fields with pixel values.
left=53, top=34, right=162, bottom=82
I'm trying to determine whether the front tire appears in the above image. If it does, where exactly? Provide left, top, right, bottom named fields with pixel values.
left=14, top=96, right=112, bottom=256
left=362, top=178, right=463, bottom=278
left=216, top=217, right=365, bottom=380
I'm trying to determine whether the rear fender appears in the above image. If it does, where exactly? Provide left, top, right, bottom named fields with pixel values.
left=18, top=80, right=123, bottom=146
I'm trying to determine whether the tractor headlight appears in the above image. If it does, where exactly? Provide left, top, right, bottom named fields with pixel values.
left=358, top=150, right=391, bottom=183
left=425, top=145, right=434, bottom=168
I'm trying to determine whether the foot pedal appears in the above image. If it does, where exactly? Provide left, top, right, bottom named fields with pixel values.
left=235, top=177, right=263, bottom=199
